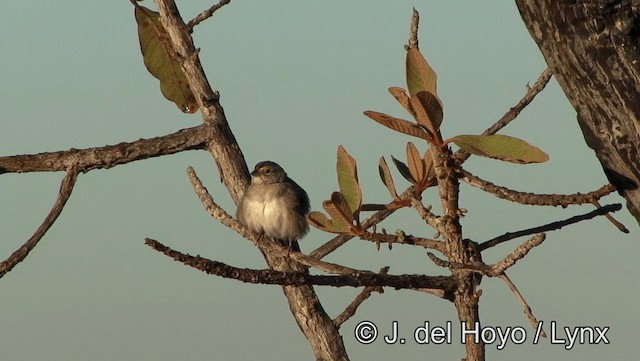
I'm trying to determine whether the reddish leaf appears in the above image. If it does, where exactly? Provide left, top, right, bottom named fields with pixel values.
left=308, top=211, right=351, bottom=234
left=378, top=157, right=399, bottom=199
left=406, top=142, right=426, bottom=185
left=363, top=111, right=432, bottom=141
left=388, top=87, right=416, bottom=118
left=406, top=47, right=437, bottom=96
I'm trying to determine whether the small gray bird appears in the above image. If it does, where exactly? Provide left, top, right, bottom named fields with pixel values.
left=236, top=161, right=310, bottom=247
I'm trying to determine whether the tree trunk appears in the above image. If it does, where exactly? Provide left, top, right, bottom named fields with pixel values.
left=516, top=0, right=640, bottom=225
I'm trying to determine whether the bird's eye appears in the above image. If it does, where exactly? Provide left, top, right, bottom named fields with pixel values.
left=264, top=168, right=271, bottom=174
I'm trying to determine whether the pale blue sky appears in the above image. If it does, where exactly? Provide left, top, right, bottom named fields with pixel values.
left=1, top=1, right=638, bottom=360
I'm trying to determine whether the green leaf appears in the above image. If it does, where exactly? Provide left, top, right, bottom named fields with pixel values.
left=451, top=134, right=549, bottom=164
left=308, top=211, right=351, bottom=234
left=378, top=157, right=399, bottom=199
left=336, top=146, right=362, bottom=220
left=134, top=5, right=198, bottom=113
left=406, top=47, right=437, bottom=97
left=363, top=111, right=432, bottom=141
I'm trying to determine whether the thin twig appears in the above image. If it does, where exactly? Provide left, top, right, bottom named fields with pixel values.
left=187, top=0, right=232, bottom=33
left=333, top=267, right=389, bottom=328
left=461, top=170, right=616, bottom=207
left=359, top=230, right=444, bottom=252
left=591, top=199, right=629, bottom=233
left=406, top=8, right=419, bottom=50
left=479, top=203, right=622, bottom=251
left=145, top=238, right=457, bottom=291
left=0, top=167, right=79, bottom=278
left=410, top=197, right=442, bottom=230
left=489, top=234, right=545, bottom=275
left=497, top=273, right=547, bottom=338
left=454, top=68, right=553, bottom=164
left=429, top=234, right=544, bottom=276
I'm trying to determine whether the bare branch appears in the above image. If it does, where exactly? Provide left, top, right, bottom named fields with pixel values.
left=591, top=199, right=629, bottom=233
left=497, top=273, right=547, bottom=338
left=489, top=234, right=546, bottom=275
left=406, top=8, right=419, bottom=50
left=145, top=238, right=457, bottom=291
left=0, top=125, right=212, bottom=174
left=410, top=197, right=442, bottom=230
left=0, top=167, right=79, bottom=278
left=479, top=203, right=622, bottom=251
left=358, top=230, right=445, bottom=252
left=333, top=267, right=388, bottom=328
left=187, top=0, right=232, bottom=33
left=461, top=170, right=616, bottom=207
left=454, top=68, right=553, bottom=164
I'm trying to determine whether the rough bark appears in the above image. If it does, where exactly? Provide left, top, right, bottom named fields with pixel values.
left=516, top=0, right=640, bottom=225
left=154, top=1, right=349, bottom=360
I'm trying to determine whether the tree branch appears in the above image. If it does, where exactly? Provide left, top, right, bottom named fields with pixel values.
left=0, top=125, right=212, bottom=174
left=454, top=68, right=553, bottom=164
left=497, top=273, right=547, bottom=338
left=461, top=170, right=616, bottom=207
left=479, top=203, right=622, bottom=251
left=333, top=267, right=388, bottom=328
left=144, top=238, right=457, bottom=291
left=0, top=167, right=79, bottom=278
left=187, top=0, right=232, bottom=33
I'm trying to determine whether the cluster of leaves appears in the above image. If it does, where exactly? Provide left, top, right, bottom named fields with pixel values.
left=309, top=44, right=548, bottom=234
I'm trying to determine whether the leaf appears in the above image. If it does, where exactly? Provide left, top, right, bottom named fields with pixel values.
left=363, top=111, right=432, bottom=141
left=410, top=95, right=439, bottom=141
left=423, top=148, right=437, bottom=187
left=406, top=47, right=437, bottom=97
left=322, top=192, right=354, bottom=225
left=388, top=87, right=416, bottom=118
left=414, top=91, right=443, bottom=129
left=378, top=157, right=399, bottom=199
left=134, top=5, right=198, bottom=113
left=336, top=146, right=362, bottom=220
left=391, top=156, right=416, bottom=184
left=308, top=211, right=351, bottom=234
left=450, top=134, right=549, bottom=164
left=406, top=142, right=425, bottom=185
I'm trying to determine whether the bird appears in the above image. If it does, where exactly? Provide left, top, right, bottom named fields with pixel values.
left=236, top=161, right=310, bottom=250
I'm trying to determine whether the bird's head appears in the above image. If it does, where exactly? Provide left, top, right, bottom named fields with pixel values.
left=250, top=161, right=287, bottom=185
